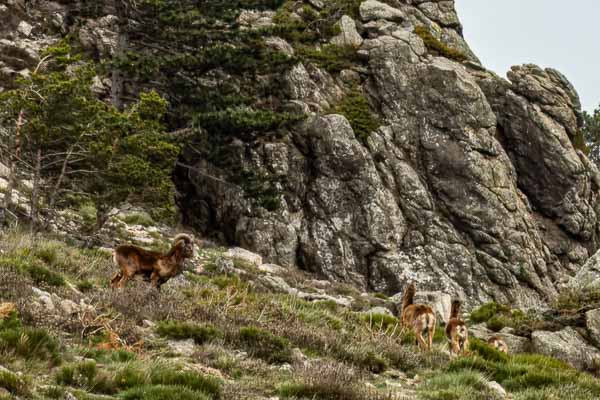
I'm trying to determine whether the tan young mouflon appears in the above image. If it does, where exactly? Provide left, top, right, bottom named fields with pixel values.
left=399, top=282, right=436, bottom=351
left=110, top=233, right=195, bottom=289
left=445, top=300, right=469, bottom=355
left=488, top=336, right=509, bottom=354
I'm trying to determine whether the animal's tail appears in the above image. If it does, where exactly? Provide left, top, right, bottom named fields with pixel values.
left=401, top=282, right=416, bottom=313
left=450, top=300, right=461, bottom=319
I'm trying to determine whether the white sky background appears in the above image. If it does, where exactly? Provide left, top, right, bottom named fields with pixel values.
left=455, top=0, right=599, bottom=112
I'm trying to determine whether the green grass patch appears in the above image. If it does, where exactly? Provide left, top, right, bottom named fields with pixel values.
left=26, top=262, right=66, bottom=286
left=333, top=88, right=380, bottom=142
left=156, top=321, right=222, bottom=345
left=297, top=44, right=361, bottom=74
left=414, top=26, right=468, bottom=62
left=362, top=313, right=398, bottom=331
left=237, top=326, right=293, bottom=364
left=469, top=338, right=509, bottom=363
left=0, top=368, right=28, bottom=396
left=418, top=370, right=501, bottom=400
left=470, top=302, right=511, bottom=323
left=121, top=212, right=155, bottom=227
left=119, top=384, right=212, bottom=400
left=0, top=311, right=61, bottom=364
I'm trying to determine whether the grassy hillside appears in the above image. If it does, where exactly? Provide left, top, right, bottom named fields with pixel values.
left=0, top=230, right=599, bottom=399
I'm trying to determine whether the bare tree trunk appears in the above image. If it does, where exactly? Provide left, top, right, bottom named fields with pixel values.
left=94, top=204, right=110, bottom=233
left=30, top=148, right=42, bottom=231
left=111, top=0, right=129, bottom=110
left=48, top=146, right=74, bottom=210
left=3, top=110, right=24, bottom=211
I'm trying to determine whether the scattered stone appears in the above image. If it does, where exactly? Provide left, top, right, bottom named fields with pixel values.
left=340, top=69, right=361, bottom=85
left=215, top=256, right=236, bottom=274
left=279, top=363, right=293, bottom=372
left=17, top=20, right=32, bottom=36
left=330, top=15, right=363, bottom=48
left=59, top=299, right=79, bottom=315
left=298, top=292, right=353, bottom=308
left=532, top=327, right=600, bottom=370
left=142, top=319, right=156, bottom=328
left=31, top=287, right=55, bottom=312
left=307, top=0, right=324, bottom=9
left=366, top=306, right=393, bottom=316
left=484, top=381, right=507, bottom=398
left=259, top=275, right=293, bottom=293
left=237, top=10, right=275, bottom=30
left=65, top=392, right=78, bottom=400
left=0, top=388, right=11, bottom=397
left=291, top=347, right=307, bottom=365
left=265, top=37, right=294, bottom=56
left=167, top=339, right=196, bottom=357
left=225, top=247, right=263, bottom=266
left=586, top=309, right=600, bottom=346
left=359, top=0, right=405, bottom=22
left=258, top=263, right=286, bottom=274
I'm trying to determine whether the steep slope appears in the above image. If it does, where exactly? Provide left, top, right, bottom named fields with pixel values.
left=1, top=0, right=598, bottom=308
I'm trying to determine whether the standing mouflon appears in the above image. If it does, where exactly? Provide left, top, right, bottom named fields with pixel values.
left=399, top=282, right=436, bottom=351
left=445, top=300, right=469, bottom=355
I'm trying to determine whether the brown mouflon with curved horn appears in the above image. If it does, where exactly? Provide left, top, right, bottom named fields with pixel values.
left=399, top=282, right=437, bottom=351
left=110, top=233, right=195, bottom=289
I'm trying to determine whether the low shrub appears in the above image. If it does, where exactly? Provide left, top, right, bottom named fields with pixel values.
left=119, top=384, right=212, bottom=400
left=418, top=370, right=501, bottom=400
left=0, top=311, right=61, bottom=364
left=332, top=88, right=379, bottom=142
left=278, top=360, right=379, bottom=400
left=149, top=368, right=220, bottom=398
left=470, top=302, right=511, bottom=323
left=362, top=313, right=398, bottom=332
left=156, top=321, right=222, bottom=345
left=237, top=326, right=292, bottom=364
left=469, top=338, right=509, bottom=363
left=413, top=26, right=468, bottom=62
left=121, top=212, right=155, bottom=227
left=297, top=44, right=361, bottom=74
left=26, top=262, right=65, bottom=287
left=0, top=368, right=28, bottom=396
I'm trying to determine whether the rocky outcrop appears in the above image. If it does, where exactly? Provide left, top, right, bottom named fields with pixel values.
left=469, top=324, right=531, bottom=354
left=175, top=0, right=599, bottom=308
left=532, top=327, right=600, bottom=370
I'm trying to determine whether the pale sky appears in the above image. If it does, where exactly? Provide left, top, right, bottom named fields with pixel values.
left=456, top=0, right=598, bottom=112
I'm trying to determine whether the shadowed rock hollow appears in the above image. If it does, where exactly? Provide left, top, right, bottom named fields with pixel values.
left=174, top=0, right=600, bottom=308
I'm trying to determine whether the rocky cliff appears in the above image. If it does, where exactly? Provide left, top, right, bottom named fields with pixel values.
left=1, top=0, right=598, bottom=308
left=175, top=1, right=599, bottom=307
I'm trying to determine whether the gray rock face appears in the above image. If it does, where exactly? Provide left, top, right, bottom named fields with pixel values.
left=586, top=309, right=600, bottom=346
left=569, top=249, right=600, bottom=289
left=175, top=1, right=600, bottom=308
left=532, top=327, right=600, bottom=370
left=330, top=15, right=363, bottom=48
left=360, top=0, right=405, bottom=22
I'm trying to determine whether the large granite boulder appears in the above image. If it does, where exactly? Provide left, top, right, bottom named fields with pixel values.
left=532, top=327, right=600, bottom=370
